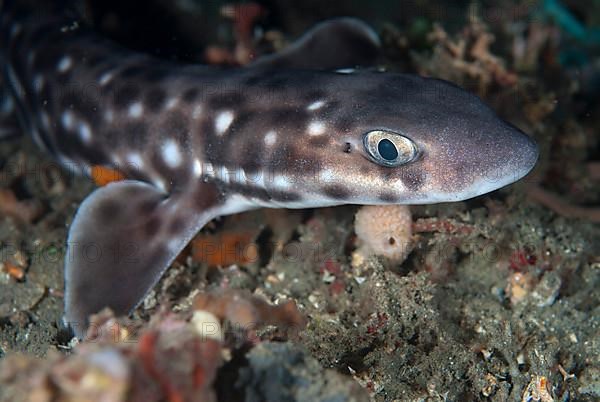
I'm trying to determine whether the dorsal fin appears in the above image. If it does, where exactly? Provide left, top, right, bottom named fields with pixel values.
left=250, top=17, right=381, bottom=71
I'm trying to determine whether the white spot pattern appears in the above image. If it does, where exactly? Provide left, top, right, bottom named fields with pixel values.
left=193, top=159, right=202, bottom=177
left=272, top=175, right=292, bottom=190
left=162, top=140, right=183, bottom=168
left=264, top=130, right=277, bottom=146
left=57, top=56, right=72, bottom=73
left=335, top=68, right=355, bottom=74
left=62, top=111, right=75, bottom=130
left=167, top=238, right=181, bottom=252
left=78, top=122, right=92, bottom=143
left=307, top=100, right=326, bottom=111
left=215, top=111, right=234, bottom=135
left=99, top=71, right=114, bottom=86
left=319, top=168, right=335, bottom=183
left=166, top=98, right=179, bottom=110
left=128, top=102, right=143, bottom=118
left=308, top=121, right=326, bottom=136
left=126, top=153, right=144, bottom=170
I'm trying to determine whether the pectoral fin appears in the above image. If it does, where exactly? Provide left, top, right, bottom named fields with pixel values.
left=63, top=180, right=224, bottom=337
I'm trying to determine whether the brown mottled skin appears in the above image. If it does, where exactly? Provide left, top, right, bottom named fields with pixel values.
left=0, top=0, right=538, bottom=337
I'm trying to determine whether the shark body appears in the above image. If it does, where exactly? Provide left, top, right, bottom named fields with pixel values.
left=0, top=0, right=538, bottom=337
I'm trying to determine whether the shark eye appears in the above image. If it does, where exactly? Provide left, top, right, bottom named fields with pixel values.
left=363, top=130, right=417, bottom=167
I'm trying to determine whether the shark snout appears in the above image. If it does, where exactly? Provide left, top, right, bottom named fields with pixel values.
left=477, top=124, right=538, bottom=193
left=502, top=125, right=539, bottom=184
left=515, top=131, right=539, bottom=180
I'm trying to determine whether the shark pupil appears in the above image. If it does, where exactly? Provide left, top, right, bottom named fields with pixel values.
left=378, top=139, right=398, bottom=161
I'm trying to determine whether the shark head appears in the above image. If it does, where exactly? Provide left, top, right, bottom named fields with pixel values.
left=237, top=70, right=538, bottom=206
